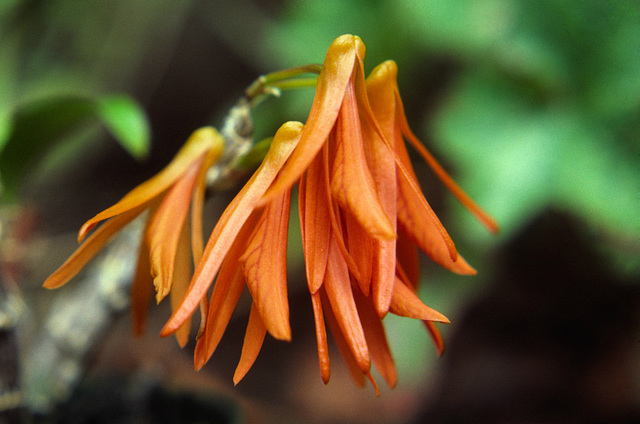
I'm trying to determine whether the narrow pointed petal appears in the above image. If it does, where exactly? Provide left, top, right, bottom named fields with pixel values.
left=191, top=143, right=223, bottom=340
left=261, top=34, right=361, bottom=202
left=424, top=321, right=445, bottom=356
left=366, top=373, right=381, bottom=397
left=43, top=204, right=147, bottom=289
left=344, top=211, right=373, bottom=296
left=79, top=127, right=223, bottom=241
left=194, top=269, right=246, bottom=370
left=233, top=302, right=267, bottom=385
left=242, top=189, right=292, bottom=341
left=191, top=137, right=224, bottom=263
left=395, top=141, right=476, bottom=275
left=170, top=221, right=193, bottom=347
left=131, top=218, right=153, bottom=336
left=147, top=159, right=201, bottom=303
left=394, top=88, right=499, bottom=234
left=321, top=288, right=366, bottom=387
left=389, top=278, right=449, bottom=323
left=322, top=143, right=362, bottom=282
left=362, top=68, right=400, bottom=315
left=330, top=81, right=394, bottom=240
left=354, top=291, right=398, bottom=389
left=298, top=155, right=331, bottom=294
left=323, top=233, right=370, bottom=373
left=355, top=59, right=460, bottom=265
left=310, top=291, right=330, bottom=384
left=192, top=211, right=259, bottom=369
left=162, top=122, right=302, bottom=336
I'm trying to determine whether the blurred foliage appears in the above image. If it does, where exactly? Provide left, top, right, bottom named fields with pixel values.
left=0, top=0, right=188, bottom=200
left=265, top=0, right=640, bottom=273
left=0, top=94, right=149, bottom=200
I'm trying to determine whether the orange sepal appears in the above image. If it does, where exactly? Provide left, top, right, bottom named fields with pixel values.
left=330, top=81, right=394, bottom=240
left=321, top=288, right=366, bottom=388
left=395, top=142, right=476, bottom=275
left=233, top=302, right=267, bottom=385
left=170, top=220, right=193, bottom=347
left=162, top=122, right=303, bottom=337
left=241, top=188, right=292, bottom=341
left=130, top=221, right=153, bottom=336
left=394, top=86, right=499, bottom=234
left=43, top=204, right=147, bottom=289
left=343, top=211, right=373, bottom=297
left=261, top=34, right=362, bottom=202
left=354, top=291, right=398, bottom=389
left=78, top=127, right=223, bottom=242
left=192, top=211, right=259, bottom=369
left=362, top=69, right=399, bottom=316
left=298, top=154, right=331, bottom=294
left=310, top=291, right=331, bottom=384
left=424, top=321, right=445, bottom=356
left=389, top=278, right=450, bottom=323
left=323, top=233, right=370, bottom=374
left=146, top=158, right=202, bottom=303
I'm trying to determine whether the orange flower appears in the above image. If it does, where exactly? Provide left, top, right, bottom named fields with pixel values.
left=160, top=122, right=304, bottom=384
left=44, top=127, right=224, bottom=346
left=161, top=35, right=497, bottom=392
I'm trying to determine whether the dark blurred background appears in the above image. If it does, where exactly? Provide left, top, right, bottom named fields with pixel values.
left=1, top=1, right=639, bottom=423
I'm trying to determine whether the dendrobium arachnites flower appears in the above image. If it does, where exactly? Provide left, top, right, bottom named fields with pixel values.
left=160, top=35, right=498, bottom=392
left=44, top=127, right=224, bottom=346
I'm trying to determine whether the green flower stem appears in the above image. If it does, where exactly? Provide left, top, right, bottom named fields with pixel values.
left=207, top=64, right=321, bottom=191
left=244, top=64, right=321, bottom=101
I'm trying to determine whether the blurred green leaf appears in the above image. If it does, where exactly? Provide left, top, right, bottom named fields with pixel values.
left=432, top=71, right=640, bottom=240
left=0, top=94, right=149, bottom=200
left=97, top=95, right=150, bottom=160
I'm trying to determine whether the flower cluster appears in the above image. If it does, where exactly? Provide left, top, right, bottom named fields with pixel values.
left=44, top=127, right=224, bottom=346
left=45, top=34, right=497, bottom=393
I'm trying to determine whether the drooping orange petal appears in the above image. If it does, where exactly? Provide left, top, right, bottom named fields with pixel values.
left=320, top=288, right=365, bottom=388
left=261, top=34, right=363, bottom=202
left=191, top=139, right=223, bottom=339
left=343, top=210, right=373, bottom=297
left=354, top=290, right=398, bottom=389
left=322, top=141, right=362, bottom=282
left=310, top=291, right=330, bottom=384
left=194, top=269, right=246, bottom=370
left=43, top=203, right=147, bottom=289
left=395, top=137, right=476, bottom=275
left=241, top=188, right=292, bottom=341
left=298, top=154, right=331, bottom=294
left=131, top=206, right=157, bottom=335
left=355, top=59, right=460, bottom=264
left=162, top=122, right=303, bottom=337
left=323, top=232, right=370, bottom=374
left=131, top=236, right=153, bottom=336
left=392, top=82, right=499, bottom=234
left=192, top=211, right=260, bottom=369
left=147, top=158, right=202, bottom=303
left=424, top=321, right=445, bottom=356
left=191, top=132, right=225, bottom=263
left=330, top=80, right=394, bottom=240
left=362, top=68, right=399, bottom=316
left=170, top=220, right=193, bottom=347
left=233, top=302, right=267, bottom=385
left=78, top=127, right=223, bottom=242
left=389, top=278, right=449, bottom=323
